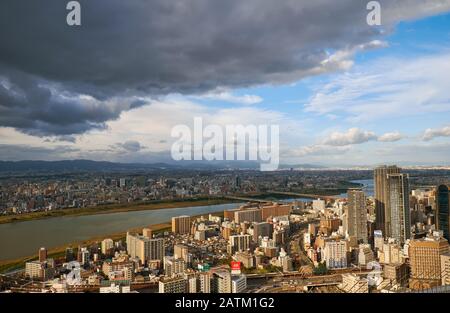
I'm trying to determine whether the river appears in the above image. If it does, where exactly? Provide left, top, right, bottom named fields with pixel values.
left=0, top=202, right=244, bottom=261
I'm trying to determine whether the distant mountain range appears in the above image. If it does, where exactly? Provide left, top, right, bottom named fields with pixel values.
left=0, top=159, right=331, bottom=173
left=0, top=159, right=265, bottom=173
left=0, top=160, right=448, bottom=174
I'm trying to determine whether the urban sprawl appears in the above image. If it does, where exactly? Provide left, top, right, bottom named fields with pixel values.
left=1, top=166, right=450, bottom=294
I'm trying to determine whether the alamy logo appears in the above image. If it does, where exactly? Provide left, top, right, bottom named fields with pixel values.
left=170, top=117, right=279, bottom=171
left=367, top=1, right=381, bottom=26
left=66, top=1, right=81, bottom=26
left=65, top=261, right=82, bottom=285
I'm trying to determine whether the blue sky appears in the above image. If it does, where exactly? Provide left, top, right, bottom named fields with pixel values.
left=180, top=12, right=450, bottom=166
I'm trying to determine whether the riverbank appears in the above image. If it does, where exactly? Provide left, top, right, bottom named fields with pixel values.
left=0, top=197, right=237, bottom=225
left=0, top=211, right=224, bottom=274
left=0, top=185, right=356, bottom=225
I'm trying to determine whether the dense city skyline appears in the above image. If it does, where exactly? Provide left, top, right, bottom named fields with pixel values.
left=1, top=165, right=450, bottom=294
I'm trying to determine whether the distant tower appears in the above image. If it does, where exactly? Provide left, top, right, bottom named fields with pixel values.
left=39, top=247, right=47, bottom=262
left=436, top=185, right=450, bottom=240
left=374, top=165, right=401, bottom=237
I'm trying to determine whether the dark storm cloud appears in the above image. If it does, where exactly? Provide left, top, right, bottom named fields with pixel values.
left=0, top=0, right=449, bottom=136
left=115, top=140, right=145, bottom=153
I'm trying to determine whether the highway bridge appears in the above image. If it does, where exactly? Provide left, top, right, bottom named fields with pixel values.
left=267, top=191, right=340, bottom=200
left=222, top=196, right=271, bottom=203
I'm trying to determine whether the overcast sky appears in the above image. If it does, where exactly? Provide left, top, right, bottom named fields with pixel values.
left=1, top=0, right=450, bottom=166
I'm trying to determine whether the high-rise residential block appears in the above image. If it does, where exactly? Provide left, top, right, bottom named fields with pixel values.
left=346, top=189, right=368, bottom=243
left=172, top=215, right=191, bottom=234
left=126, top=231, right=164, bottom=264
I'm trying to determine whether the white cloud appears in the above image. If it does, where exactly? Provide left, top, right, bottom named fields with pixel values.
left=322, top=128, right=377, bottom=146
left=304, top=53, right=450, bottom=122
left=288, top=145, right=350, bottom=157
left=423, top=125, right=450, bottom=141
left=192, top=90, right=263, bottom=105
left=378, top=131, right=403, bottom=142
left=288, top=128, right=404, bottom=160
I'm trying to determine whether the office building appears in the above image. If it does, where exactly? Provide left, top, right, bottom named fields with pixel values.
left=374, top=165, right=401, bottom=236
left=388, top=173, right=410, bottom=244
left=346, top=189, right=368, bottom=243
left=409, top=233, right=450, bottom=289
left=436, top=185, right=449, bottom=241
left=172, top=215, right=191, bottom=234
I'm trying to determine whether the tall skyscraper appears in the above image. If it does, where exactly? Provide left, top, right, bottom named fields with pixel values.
left=346, top=189, right=368, bottom=243
left=374, top=165, right=401, bottom=236
left=436, top=185, right=450, bottom=241
left=172, top=215, right=191, bottom=234
left=388, top=173, right=410, bottom=244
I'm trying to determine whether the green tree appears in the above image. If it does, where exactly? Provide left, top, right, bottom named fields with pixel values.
left=313, top=262, right=328, bottom=275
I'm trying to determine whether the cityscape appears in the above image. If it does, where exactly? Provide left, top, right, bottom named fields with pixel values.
left=1, top=0, right=450, bottom=305
left=1, top=165, right=450, bottom=294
